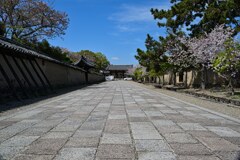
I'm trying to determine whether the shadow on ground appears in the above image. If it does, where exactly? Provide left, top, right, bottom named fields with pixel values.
left=0, top=82, right=104, bottom=113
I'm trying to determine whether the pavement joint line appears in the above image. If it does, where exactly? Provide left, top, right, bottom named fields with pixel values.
left=131, top=82, right=214, bottom=159
left=7, top=103, right=75, bottom=159
left=52, top=90, right=106, bottom=160
left=128, top=84, right=178, bottom=159
left=5, top=90, right=91, bottom=159
left=0, top=118, right=42, bottom=145
left=124, top=89, right=138, bottom=160
left=94, top=91, right=111, bottom=160
left=126, top=81, right=240, bottom=160
left=125, top=82, right=231, bottom=160
left=135, top=97, right=177, bottom=157
left=132, top=82, right=240, bottom=124
left=1, top=81, right=240, bottom=160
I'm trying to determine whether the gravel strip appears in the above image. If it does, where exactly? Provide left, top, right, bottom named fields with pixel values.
left=134, top=82, right=240, bottom=120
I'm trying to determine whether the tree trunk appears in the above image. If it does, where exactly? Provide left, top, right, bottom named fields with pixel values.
left=228, top=78, right=235, bottom=96
left=173, top=72, right=176, bottom=86
left=201, top=66, right=206, bottom=90
left=213, top=73, right=217, bottom=85
left=171, top=72, right=176, bottom=86
left=184, top=71, right=188, bottom=88
left=158, top=76, right=161, bottom=84
left=162, top=75, right=165, bottom=85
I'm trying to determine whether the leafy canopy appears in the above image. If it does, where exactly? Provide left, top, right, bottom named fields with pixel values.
left=133, top=67, right=143, bottom=80
left=135, top=34, right=170, bottom=76
left=212, top=39, right=240, bottom=80
left=151, top=0, right=240, bottom=36
left=70, top=50, right=110, bottom=71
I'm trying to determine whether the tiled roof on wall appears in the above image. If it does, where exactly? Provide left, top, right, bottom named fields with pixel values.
left=0, top=37, right=85, bottom=72
left=74, top=56, right=95, bottom=69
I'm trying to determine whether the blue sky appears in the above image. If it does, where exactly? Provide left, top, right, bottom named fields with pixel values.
left=48, top=0, right=171, bottom=65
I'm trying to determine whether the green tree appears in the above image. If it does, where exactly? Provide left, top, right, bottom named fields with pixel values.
left=133, top=67, right=143, bottom=81
left=212, top=39, right=240, bottom=95
left=70, top=50, right=96, bottom=62
left=70, top=50, right=110, bottom=71
left=33, top=39, right=72, bottom=63
left=151, top=0, right=240, bottom=36
left=94, top=52, right=110, bottom=70
left=135, top=34, right=170, bottom=84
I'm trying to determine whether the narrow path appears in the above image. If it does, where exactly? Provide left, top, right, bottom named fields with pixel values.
left=0, top=81, right=239, bottom=160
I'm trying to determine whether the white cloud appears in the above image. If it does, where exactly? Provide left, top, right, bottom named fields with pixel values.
left=109, top=4, right=169, bottom=23
left=109, top=5, right=153, bottom=23
left=111, top=57, right=120, bottom=60
left=108, top=4, right=170, bottom=32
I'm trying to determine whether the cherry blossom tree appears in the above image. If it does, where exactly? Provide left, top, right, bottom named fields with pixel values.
left=166, top=33, right=198, bottom=87
left=183, top=25, right=234, bottom=64
left=0, top=0, right=69, bottom=40
left=180, top=24, right=234, bottom=89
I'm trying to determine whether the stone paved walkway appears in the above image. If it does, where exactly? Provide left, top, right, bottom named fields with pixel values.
left=0, top=81, right=240, bottom=160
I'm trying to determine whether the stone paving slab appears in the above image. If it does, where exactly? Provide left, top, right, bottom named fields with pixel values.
left=206, top=126, right=240, bottom=137
left=23, top=138, right=67, bottom=155
left=65, top=137, right=99, bottom=148
left=12, top=154, right=54, bottom=160
left=96, top=144, right=135, bottom=159
left=0, top=135, right=39, bottom=147
left=177, top=155, right=221, bottom=160
left=163, top=133, right=198, bottom=144
left=169, top=143, right=212, bottom=155
left=195, top=137, right=239, bottom=151
left=0, top=81, right=240, bottom=160
left=138, top=152, right=176, bottom=160
left=135, top=140, right=172, bottom=152
left=54, top=148, right=96, bottom=160
left=101, top=133, right=132, bottom=144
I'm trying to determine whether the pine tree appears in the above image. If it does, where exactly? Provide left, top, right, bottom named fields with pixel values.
left=151, top=0, right=240, bottom=37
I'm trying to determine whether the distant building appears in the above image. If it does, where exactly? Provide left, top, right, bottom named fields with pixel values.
left=105, top=65, right=133, bottom=78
